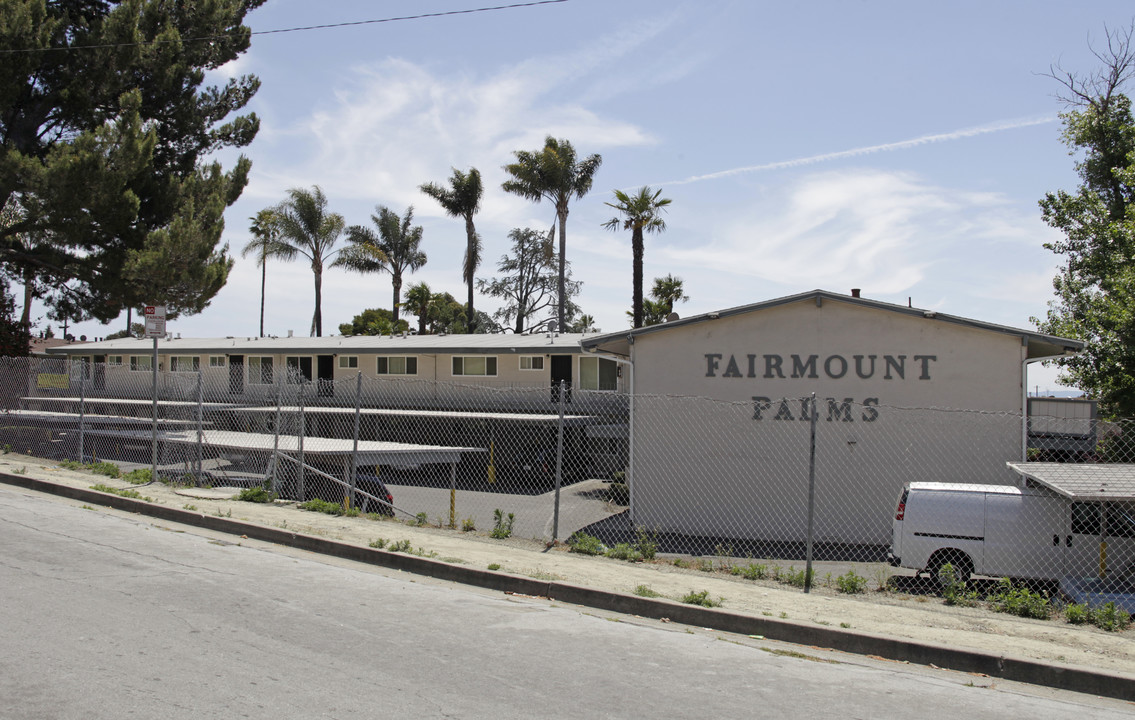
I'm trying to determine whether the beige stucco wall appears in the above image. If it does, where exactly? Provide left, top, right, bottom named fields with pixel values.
left=627, top=298, right=1029, bottom=546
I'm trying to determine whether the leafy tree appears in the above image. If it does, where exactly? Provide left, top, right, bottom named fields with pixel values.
left=502, top=136, right=601, bottom=332
left=568, top=314, right=596, bottom=333
left=1035, top=23, right=1135, bottom=416
left=404, top=281, right=433, bottom=335
left=334, top=206, right=425, bottom=323
left=104, top=323, right=146, bottom=341
left=267, top=186, right=345, bottom=337
left=243, top=208, right=282, bottom=337
left=478, top=227, right=581, bottom=333
left=0, top=0, right=263, bottom=324
left=338, top=308, right=409, bottom=336
left=425, top=291, right=467, bottom=334
left=603, top=186, right=672, bottom=328
left=630, top=275, right=689, bottom=326
left=420, top=168, right=482, bottom=332
left=0, top=282, right=31, bottom=356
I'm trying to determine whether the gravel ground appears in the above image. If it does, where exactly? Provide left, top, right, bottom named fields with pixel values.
left=2, top=451, right=1134, bottom=679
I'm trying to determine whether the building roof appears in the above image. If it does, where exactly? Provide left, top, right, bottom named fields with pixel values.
left=44, top=331, right=595, bottom=357
left=1007, top=462, right=1135, bottom=501
left=580, top=289, right=1084, bottom=359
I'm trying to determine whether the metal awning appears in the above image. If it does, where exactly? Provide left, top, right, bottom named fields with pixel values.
left=1006, top=462, right=1135, bottom=501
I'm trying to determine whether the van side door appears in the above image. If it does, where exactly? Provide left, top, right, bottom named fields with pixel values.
left=983, top=490, right=1066, bottom=581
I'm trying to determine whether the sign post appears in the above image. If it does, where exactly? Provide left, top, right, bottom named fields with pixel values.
left=144, top=306, right=166, bottom=483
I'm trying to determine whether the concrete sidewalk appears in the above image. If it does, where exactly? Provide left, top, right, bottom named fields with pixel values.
left=1, top=453, right=1133, bottom=702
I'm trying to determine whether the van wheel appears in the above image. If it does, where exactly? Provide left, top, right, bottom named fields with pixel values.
left=928, top=552, right=972, bottom=588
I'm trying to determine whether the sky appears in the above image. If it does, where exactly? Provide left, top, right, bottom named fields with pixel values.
left=35, top=0, right=1135, bottom=393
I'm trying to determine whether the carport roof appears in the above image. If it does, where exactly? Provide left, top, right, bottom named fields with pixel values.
left=1006, top=462, right=1135, bottom=501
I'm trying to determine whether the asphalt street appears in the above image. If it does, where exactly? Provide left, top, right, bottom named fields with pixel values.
left=1, top=485, right=1130, bottom=719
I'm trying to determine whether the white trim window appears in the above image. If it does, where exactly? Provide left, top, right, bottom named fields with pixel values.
left=247, top=356, right=274, bottom=385
left=129, top=355, right=153, bottom=372
left=286, top=356, right=312, bottom=384
left=377, top=356, right=417, bottom=375
left=452, top=356, right=496, bottom=377
left=169, top=356, right=200, bottom=372
left=519, top=356, right=544, bottom=371
left=106, top=355, right=123, bottom=366
left=209, top=356, right=226, bottom=368
left=339, top=355, right=358, bottom=369
left=579, top=356, right=618, bottom=391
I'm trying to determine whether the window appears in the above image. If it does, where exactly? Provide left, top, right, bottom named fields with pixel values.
left=129, top=355, right=153, bottom=372
left=579, top=356, right=618, bottom=391
left=248, top=356, right=273, bottom=384
left=377, top=356, right=417, bottom=375
left=107, top=355, right=123, bottom=366
left=209, top=356, right=226, bottom=368
left=286, top=356, right=312, bottom=384
left=339, top=355, right=358, bottom=369
left=520, top=356, right=544, bottom=371
left=169, top=356, right=200, bottom=372
left=452, top=356, right=496, bottom=376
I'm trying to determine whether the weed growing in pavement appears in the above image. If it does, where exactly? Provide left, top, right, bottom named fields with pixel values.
left=873, top=567, right=893, bottom=592
left=779, top=566, right=812, bottom=588
left=835, top=570, right=869, bottom=595
left=1089, top=601, right=1131, bottom=632
left=568, top=532, right=605, bottom=555
left=985, top=578, right=1052, bottom=620
left=672, top=558, right=690, bottom=569
left=413, top=512, right=429, bottom=526
left=939, top=564, right=979, bottom=607
left=635, top=526, right=659, bottom=560
left=91, top=483, right=150, bottom=501
left=634, top=585, right=662, bottom=598
left=212, top=507, right=232, bottom=518
left=61, top=459, right=121, bottom=478
left=299, top=498, right=348, bottom=515
left=487, top=563, right=501, bottom=571
left=80, top=504, right=94, bottom=510
left=122, top=468, right=151, bottom=484
left=840, top=622, right=851, bottom=629
left=461, top=516, right=476, bottom=532
left=11, top=465, right=26, bottom=474
left=236, top=485, right=276, bottom=503
left=605, top=542, right=643, bottom=562
left=681, top=590, right=723, bottom=608
left=1064, top=602, right=1089, bottom=625
left=183, top=504, right=198, bottom=511
left=490, top=509, right=514, bottom=539
left=2, top=444, right=10, bottom=453
left=695, top=558, right=715, bottom=572
left=731, top=562, right=768, bottom=581
left=369, top=538, right=388, bottom=549
left=779, top=611, right=788, bottom=619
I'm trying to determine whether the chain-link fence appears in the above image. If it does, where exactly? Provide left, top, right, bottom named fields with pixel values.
left=4, top=355, right=1135, bottom=594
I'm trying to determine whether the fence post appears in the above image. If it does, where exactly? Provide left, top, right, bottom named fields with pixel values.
left=195, top=368, right=203, bottom=484
left=804, top=392, right=818, bottom=594
left=270, top=370, right=282, bottom=494
left=150, top=336, right=159, bottom=484
left=349, top=371, right=362, bottom=508
left=552, top=379, right=566, bottom=542
left=77, top=364, right=86, bottom=463
left=297, top=381, right=306, bottom=503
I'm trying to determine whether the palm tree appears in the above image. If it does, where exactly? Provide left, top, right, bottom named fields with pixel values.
left=269, top=186, right=345, bottom=337
left=420, top=168, right=483, bottom=333
left=334, top=206, right=425, bottom=323
left=242, top=208, right=282, bottom=337
left=651, top=273, right=688, bottom=316
left=403, top=281, right=432, bottom=335
left=502, top=137, right=601, bottom=332
left=603, top=186, right=671, bottom=329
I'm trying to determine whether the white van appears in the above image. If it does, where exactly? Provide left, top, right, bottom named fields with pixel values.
left=888, top=481, right=1135, bottom=585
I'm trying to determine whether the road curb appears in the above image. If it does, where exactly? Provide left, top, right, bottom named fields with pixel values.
left=4, top=471, right=1134, bottom=702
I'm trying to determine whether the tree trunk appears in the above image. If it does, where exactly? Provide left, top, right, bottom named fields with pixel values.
left=465, top=216, right=477, bottom=334
left=632, top=227, right=644, bottom=329
left=392, top=273, right=402, bottom=323
left=557, top=207, right=568, bottom=332
left=312, top=264, right=322, bottom=337
left=259, top=260, right=266, bottom=337
left=20, top=267, right=33, bottom=327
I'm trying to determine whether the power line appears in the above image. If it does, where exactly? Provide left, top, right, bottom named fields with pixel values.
left=0, top=0, right=571, bottom=55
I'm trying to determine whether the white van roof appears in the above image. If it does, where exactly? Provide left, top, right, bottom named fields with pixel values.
left=909, top=481, right=1020, bottom=495
left=1006, top=462, right=1135, bottom=501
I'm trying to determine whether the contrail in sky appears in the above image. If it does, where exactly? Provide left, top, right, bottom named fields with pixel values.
left=662, top=116, right=1057, bottom=186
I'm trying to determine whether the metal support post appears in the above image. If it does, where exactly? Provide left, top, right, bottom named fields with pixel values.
left=195, top=368, right=204, bottom=484
left=150, top=336, right=159, bottom=484
left=348, top=372, right=362, bottom=508
left=297, top=382, right=306, bottom=502
left=552, top=379, right=566, bottom=542
left=77, top=366, right=86, bottom=463
left=804, top=392, right=818, bottom=593
left=270, top=371, right=282, bottom=494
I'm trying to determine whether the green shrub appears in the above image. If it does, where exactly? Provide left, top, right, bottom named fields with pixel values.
left=461, top=516, right=476, bottom=532
left=388, top=539, right=413, bottom=553
left=1064, top=602, right=1089, bottom=625
left=938, top=563, right=979, bottom=607
left=122, top=468, right=152, bottom=484
left=567, top=532, right=605, bottom=555
left=680, top=590, right=722, bottom=608
left=608, top=482, right=629, bottom=505
left=779, top=566, right=811, bottom=588
left=734, top=562, right=768, bottom=581
left=605, top=542, right=643, bottom=562
left=835, top=570, right=869, bottom=594
left=986, top=578, right=1052, bottom=620
left=490, top=509, right=514, bottom=539
left=299, top=498, right=348, bottom=515
left=634, top=526, right=658, bottom=560
left=487, top=563, right=501, bottom=571
left=634, top=584, right=662, bottom=598
left=1090, top=602, right=1131, bottom=632
left=236, top=486, right=276, bottom=503
left=369, top=538, right=388, bottom=549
